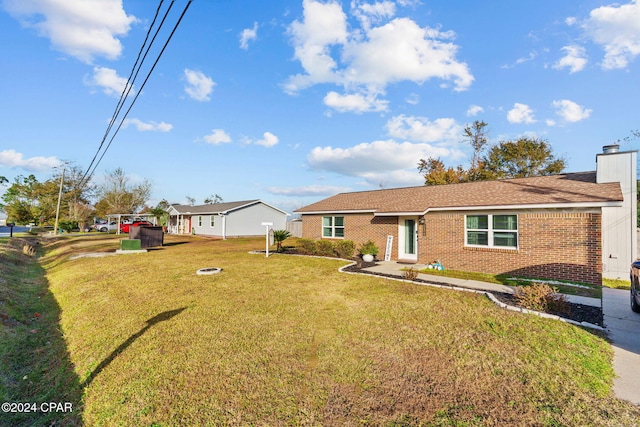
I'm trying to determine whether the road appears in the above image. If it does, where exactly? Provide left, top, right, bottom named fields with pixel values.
left=0, top=225, right=29, bottom=237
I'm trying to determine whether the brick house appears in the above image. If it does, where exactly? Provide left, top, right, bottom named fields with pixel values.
left=295, top=146, right=637, bottom=285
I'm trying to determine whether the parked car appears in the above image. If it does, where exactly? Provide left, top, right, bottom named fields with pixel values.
left=120, top=220, right=153, bottom=233
left=95, top=221, right=118, bottom=233
left=629, top=260, right=640, bottom=313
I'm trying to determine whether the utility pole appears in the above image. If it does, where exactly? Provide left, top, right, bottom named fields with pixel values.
left=54, top=165, right=65, bottom=235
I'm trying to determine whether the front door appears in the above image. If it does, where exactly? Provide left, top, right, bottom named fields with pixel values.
left=398, top=217, right=418, bottom=262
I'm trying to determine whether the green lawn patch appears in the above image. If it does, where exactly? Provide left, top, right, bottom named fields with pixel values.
left=2, top=235, right=640, bottom=426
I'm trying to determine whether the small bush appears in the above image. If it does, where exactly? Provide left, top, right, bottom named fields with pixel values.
left=297, top=239, right=316, bottom=255
left=334, top=240, right=356, bottom=259
left=514, top=283, right=570, bottom=314
left=315, top=240, right=335, bottom=257
left=358, top=240, right=379, bottom=257
left=402, top=268, right=419, bottom=281
left=22, top=244, right=36, bottom=256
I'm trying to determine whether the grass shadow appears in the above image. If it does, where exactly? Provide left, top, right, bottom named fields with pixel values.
left=0, top=237, right=84, bottom=426
left=81, top=308, right=187, bottom=388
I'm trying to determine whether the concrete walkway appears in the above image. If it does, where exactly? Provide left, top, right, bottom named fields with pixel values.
left=357, top=261, right=640, bottom=406
left=602, top=288, right=640, bottom=406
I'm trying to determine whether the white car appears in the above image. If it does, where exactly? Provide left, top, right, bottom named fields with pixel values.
left=95, top=221, right=118, bottom=233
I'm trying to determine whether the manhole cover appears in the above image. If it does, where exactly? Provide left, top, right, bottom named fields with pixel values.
left=196, top=267, right=222, bottom=275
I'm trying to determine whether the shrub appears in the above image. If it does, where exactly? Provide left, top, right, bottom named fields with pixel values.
left=514, top=283, right=570, bottom=314
left=315, top=240, right=335, bottom=257
left=334, top=240, right=356, bottom=259
left=402, top=268, right=419, bottom=281
left=358, top=240, right=379, bottom=257
left=297, top=239, right=316, bottom=255
left=272, top=229, right=292, bottom=252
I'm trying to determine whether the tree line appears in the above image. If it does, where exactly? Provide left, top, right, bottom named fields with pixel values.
left=418, top=120, right=566, bottom=185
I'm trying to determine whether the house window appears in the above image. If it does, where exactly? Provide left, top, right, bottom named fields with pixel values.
left=198, top=216, right=202, bottom=227
left=466, top=214, right=518, bottom=249
left=322, top=216, right=344, bottom=238
left=210, top=216, right=215, bottom=227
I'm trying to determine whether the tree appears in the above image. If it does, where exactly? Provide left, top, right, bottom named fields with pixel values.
left=482, top=138, right=566, bottom=179
left=464, top=120, right=489, bottom=171
left=204, top=194, right=223, bottom=204
left=272, top=229, right=291, bottom=252
left=185, top=196, right=195, bottom=206
left=1, top=175, right=40, bottom=224
left=417, top=158, right=468, bottom=185
left=95, top=168, right=152, bottom=215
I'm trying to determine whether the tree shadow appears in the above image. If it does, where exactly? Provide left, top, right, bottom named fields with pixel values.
left=81, top=307, right=187, bottom=388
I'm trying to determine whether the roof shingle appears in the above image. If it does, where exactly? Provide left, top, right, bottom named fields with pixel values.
left=294, top=172, right=623, bottom=214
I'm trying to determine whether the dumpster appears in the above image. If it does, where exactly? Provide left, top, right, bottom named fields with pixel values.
left=129, top=226, right=164, bottom=248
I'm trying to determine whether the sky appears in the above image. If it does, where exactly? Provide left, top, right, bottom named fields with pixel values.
left=1, top=0, right=639, bottom=216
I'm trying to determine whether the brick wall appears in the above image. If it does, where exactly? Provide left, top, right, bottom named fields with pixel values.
left=302, top=210, right=602, bottom=285
left=420, top=211, right=602, bottom=285
left=301, top=213, right=396, bottom=257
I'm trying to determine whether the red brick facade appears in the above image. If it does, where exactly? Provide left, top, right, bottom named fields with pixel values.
left=302, top=211, right=602, bottom=285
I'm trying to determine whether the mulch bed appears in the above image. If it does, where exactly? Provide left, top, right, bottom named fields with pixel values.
left=342, top=262, right=604, bottom=327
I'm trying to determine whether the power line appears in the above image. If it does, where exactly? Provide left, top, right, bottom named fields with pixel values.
left=80, top=0, right=192, bottom=188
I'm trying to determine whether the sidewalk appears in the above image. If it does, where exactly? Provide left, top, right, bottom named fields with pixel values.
left=361, top=261, right=601, bottom=307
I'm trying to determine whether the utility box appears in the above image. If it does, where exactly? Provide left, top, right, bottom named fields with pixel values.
left=129, top=226, right=164, bottom=248
left=120, top=239, right=142, bottom=251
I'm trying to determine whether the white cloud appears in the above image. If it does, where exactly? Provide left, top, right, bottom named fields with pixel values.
left=0, top=149, right=61, bottom=172
left=553, top=45, right=588, bottom=73
left=255, top=132, right=279, bottom=147
left=285, top=0, right=473, bottom=112
left=385, top=115, right=461, bottom=144
left=240, top=22, right=258, bottom=50
left=184, top=69, right=215, bottom=101
left=507, top=103, right=536, bottom=124
left=123, top=118, right=172, bottom=132
left=351, top=0, right=396, bottom=30
left=3, top=0, right=137, bottom=63
left=466, top=105, right=484, bottom=117
left=551, top=99, right=592, bottom=123
left=307, top=139, right=461, bottom=187
left=582, top=0, right=640, bottom=69
left=323, top=91, right=389, bottom=113
left=84, top=66, right=133, bottom=97
left=266, top=184, right=352, bottom=197
left=405, top=93, right=420, bottom=105
left=203, top=129, right=232, bottom=145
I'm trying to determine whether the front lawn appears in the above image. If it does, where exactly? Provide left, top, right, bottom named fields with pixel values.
left=2, top=235, right=640, bottom=426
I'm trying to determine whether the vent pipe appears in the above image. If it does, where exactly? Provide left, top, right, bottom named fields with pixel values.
left=602, top=144, right=620, bottom=154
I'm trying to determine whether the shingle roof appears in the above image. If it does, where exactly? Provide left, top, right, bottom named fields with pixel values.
left=294, top=172, right=623, bottom=214
left=170, top=200, right=260, bottom=215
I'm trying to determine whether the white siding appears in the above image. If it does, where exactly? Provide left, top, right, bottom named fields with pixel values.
left=225, top=203, right=287, bottom=237
left=597, top=149, right=638, bottom=280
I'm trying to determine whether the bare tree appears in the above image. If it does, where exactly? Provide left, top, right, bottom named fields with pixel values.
left=96, top=168, right=152, bottom=214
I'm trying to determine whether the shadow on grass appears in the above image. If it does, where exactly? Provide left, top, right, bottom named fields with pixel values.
left=0, top=237, right=84, bottom=427
left=82, top=307, right=187, bottom=388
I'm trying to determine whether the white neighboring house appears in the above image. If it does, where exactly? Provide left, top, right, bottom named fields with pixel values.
left=166, top=200, right=289, bottom=239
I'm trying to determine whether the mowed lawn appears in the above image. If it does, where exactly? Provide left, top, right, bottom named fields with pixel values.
left=5, top=234, right=640, bottom=426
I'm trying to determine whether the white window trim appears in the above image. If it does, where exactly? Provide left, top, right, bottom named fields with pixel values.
left=210, top=216, right=215, bottom=228
left=322, top=216, right=345, bottom=239
left=465, top=214, right=518, bottom=249
left=198, top=216, right=203, bottom=227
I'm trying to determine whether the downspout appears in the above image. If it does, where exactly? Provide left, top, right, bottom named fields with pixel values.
left=221, top=213, right=227, bottom=240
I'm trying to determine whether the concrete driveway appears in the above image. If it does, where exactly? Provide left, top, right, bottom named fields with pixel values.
left=603, top=287, right=640, bottom=405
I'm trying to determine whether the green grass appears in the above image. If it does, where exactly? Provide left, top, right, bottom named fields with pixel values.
left=603, top=278, right=631, bottom=290
left=2, top=235, right=640, bottom=426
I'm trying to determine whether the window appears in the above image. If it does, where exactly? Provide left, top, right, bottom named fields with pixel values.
left=198, top=216, right=203, bottom=227
left=466, top=214, right=517, bottom=249
left=210, top=216, right=215, bottom=227
left=322, top=216, right=344, bottom=238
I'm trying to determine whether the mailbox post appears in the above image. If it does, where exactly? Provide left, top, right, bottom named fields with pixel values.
left=7, top=222, right=15, bottom=238
left=261, top=222, right=273, bottom=257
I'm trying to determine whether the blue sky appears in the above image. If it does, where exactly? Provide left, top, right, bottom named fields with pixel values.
left=1, top=0, right=639, bottom=215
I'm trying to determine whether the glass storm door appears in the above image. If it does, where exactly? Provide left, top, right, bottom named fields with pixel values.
left=399, top=217, right=418, bottom=261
